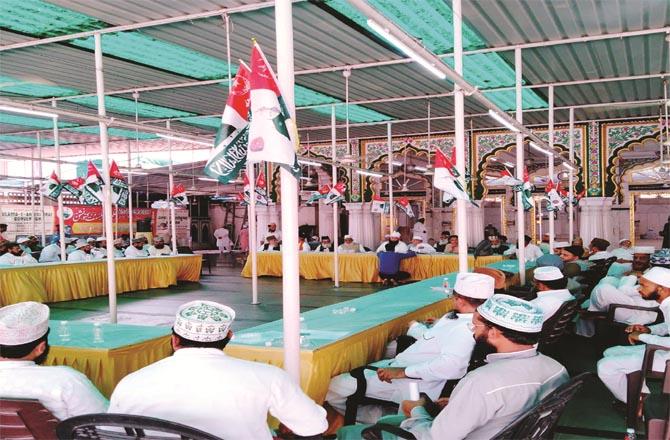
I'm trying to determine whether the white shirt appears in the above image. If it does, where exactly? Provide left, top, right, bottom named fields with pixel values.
left=0, top=361, right=108, bottom=420
left=213, top=228, right=232, bottom=249
left=68, top=250, right=94, bottom=262
left=124, top=246, right=149, bottom=258
left=108, top=348, right=327, bottom=440
left=531, top=289, right=575, bottom=322
left=315, top=244, right=334, bottom=252
left=113, top=248, right=125, bottom=258
left=258, top=243, right=281, bottom=252
left=0, top=252, right=37, bottom=266
left=299, top=242, right=311, bottom=252
left=376, top=241, right=409, bottom=254
left=91, top=248, right=107, bottom=259
left=39, top=243, right=62, bottom=263
left=505, top=243, right=543, bottom=261
left=148, top=245, right=172, bottom=256
left=589, top=250, right=615, bottom=261
left=639, top=297, right=670, bottom=347
left=337, top=243, right=366, bottom=253
left=409, top=243, right=436, bottom=254
left=265, top=229, right=282, bottom=242
left=612, top=248, right=634, bottom=261
left=413, top=222, right=427, bottom=241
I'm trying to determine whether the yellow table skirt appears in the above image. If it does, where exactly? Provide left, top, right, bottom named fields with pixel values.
left=0, top=255, right=202, bottom=306
left=241, top=252, right=502, bottom=283
left=226, top=298, right=453, bottom=403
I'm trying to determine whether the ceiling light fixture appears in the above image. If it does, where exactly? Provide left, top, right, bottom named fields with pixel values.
left=356, top=169, right=383, bottom=178
left=487, top=110, right=519, bottom=133
left=563, top=162, right=575, bottom=171
left=529, top=141, right=553, bottom=157
left=198, top=177, right=219, bottom=182
left=298, top=159, right=322, bottom=167
left=0, top=105, right=58, bottom=119
left=413, top=166, right=428, bottom=172
left=391, top=160, right=403, bottom=166
left=156, top=133, right=212, bottom=147
left=366, top=19, right=447, bottom=80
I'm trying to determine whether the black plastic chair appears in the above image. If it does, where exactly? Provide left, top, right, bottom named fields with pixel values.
left=538, top=298, right=581, bottom=353
left=626, top=344, right=670, bottom=432
left=645, top=359, right=670, bottom=440
left=56, top=413, right=223, bottom=440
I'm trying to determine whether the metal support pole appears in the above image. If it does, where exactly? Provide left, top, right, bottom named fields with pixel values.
left=568, top=107, right=575, bottom=242
left=37, top=132, right=45, bottom=246
left=30, top=146, right=35, bottom=235
left=52, top=102, right=66, bottom=263
left=548, top=85, right=555, bottom=252
left=331, top=105, right=340, bottom=287
left=166, top=121, right=178, bottom=255
left=387, top=122, right=394, bottom=232
left=515, top=47, right=526, bottom=283
left=94, top=33, right=118, bottom=323
left=248, top=163, right=259, bottom=304
left=453, top=0, right=468, bottom=273
left=276, top=0, right=301, bottom=383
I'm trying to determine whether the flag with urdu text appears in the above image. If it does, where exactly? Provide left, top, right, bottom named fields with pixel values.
left=306, top=185, right=330, bottom=205
left=170, top=183, right=189, bottom=206
left=324, top=182, right=346, bottom=205
left=396, top=197, right=414, bottom=218
left=242, top=172, right=268, bottom=205
left=433, top=148, right=476, bottom=205
left=512, top=167, right=534, bottom=211
left=204, top=62, right=251, bottom=184
left=246, top=41, right=300, bottom=176
left=41, top=171, right=63, bottom=201
left=371, top=194, right=389, bottom=214
left=63, top=176, right=85, bottom=198
left=81, top=161, right=104, bottom=205
left=545, top=179, right=565, bottom=212
left=109, top=161, right=129, bottom=207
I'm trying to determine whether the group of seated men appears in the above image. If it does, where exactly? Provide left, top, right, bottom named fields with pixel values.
left=0, top=234, right=174, bottom=266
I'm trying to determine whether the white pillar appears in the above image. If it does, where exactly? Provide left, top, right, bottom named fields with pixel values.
left=515, top=47, right=526, bottom=283
left=51, top=103, right=66, bottom=263
left=275, top=0, right=301, bottom=383
left=579, top=197, right=614, bottom=247
left=568, top=107, right=575, bottom=242
left=453, top=0, right=468, bottom=273
left=94, top=33, right=118, bottom=323
left=37, top=132, right=46, bottom=246
left=248, top=163, right=259, bottom=304
left=30, top=147, right=35, bottom=235
left=128, top=142, right=134, bottom=239
left=387, top=122, right=394, bottom=232
left=318, top=203, right=334, bottom=239
left=466, top=205, right=485, bottom=246
left=166, top=121, right=178, bottom=254
left=548, top=85, right=555, bottom=252
left=331, top=105, right=340, bottom=287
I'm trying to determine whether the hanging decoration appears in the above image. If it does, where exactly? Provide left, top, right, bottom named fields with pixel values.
left=41, top=171, right=63, bottom=201
left=239, top=171, right=268, bottom=205
left=81, top=161, right=104, bottom=205
left=544, top=179, right=565, bottom=212
left=371, top=194, right=389, bottom=214
left=396, top=196, right=414, bottom=218
left=485, top=168, right=522, bottom=187
left=324, top=181, right=346, bottom=205
left=63, top=177, right=85, bottom=198
left=512, top=167, right=534, bottom=212
left=306, top=185, right=330, bottom=205
left=170, top=183, right=189, bottom=207
left=109, top=160, right=129, bottom=207
left=433, top=148, right=477, bottom=206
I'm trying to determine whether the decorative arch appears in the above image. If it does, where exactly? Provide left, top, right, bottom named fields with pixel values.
left=605, top=131, right=661, bottom=201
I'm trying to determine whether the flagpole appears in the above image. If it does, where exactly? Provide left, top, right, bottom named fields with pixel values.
left=515, top=47, right=526, bottom=284
left=94, top=32, right=118, bottom=323
left=248, top=163, right=259, bottom=304
left=37, top=132, right=46, bottom=246
left=568, top=107, right=575, bottom=242
left=453, top=0, right=468, bottom=273
left=52, top=100, right=66, bottom=263
left=276, top=0, right=301, bottom=383
left=548, top=85, right=555, bottom=253
left=387, top=122, right=394, bottom=233
left=167, top=120, right=178, bottom=255
left=331, top=105, right=340, bottom=288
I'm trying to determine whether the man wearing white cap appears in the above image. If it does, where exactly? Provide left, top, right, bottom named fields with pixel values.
left=530, top=266, right=576, bottom=321
left=124, top=237, right=149, bottom=258
left=112, top=238, right=126, bottom=258
left=598, top=267, right=670, bottom=402
left=91, top=237, right=108, bottom=259
left=0, top=242, right=38, bottom=266
left=148, top=236, right=172, bottom=257
left=109, top=300, right=327, bottom=439
left=17, top=237, right=32, bottom=255
left=338, top=235, right=365, bottom=253
left=394, top=295, right=568, bottom=439
left=375, top=231, right=408, bottom=254
left=625, top=246, right=655, bottom=277
left=326, top=273, right=495, bottom=424
left=0, top=302, right=108, bottom=419
left=68, top=239, right=95, bottom=262
left=612, top=239, right=634, bottom=262
left=39, top=235, right=64, bottom=263
left=408, top=236, right=436, bottom=254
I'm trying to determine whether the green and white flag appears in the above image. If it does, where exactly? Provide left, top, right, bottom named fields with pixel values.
left=41, top=171, right=63, bottom=201
left=81, top=161, right=104, bottom=205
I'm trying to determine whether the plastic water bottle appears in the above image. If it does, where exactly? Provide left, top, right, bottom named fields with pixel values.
left=624, top=428, right=636, bottom=440
left=92, top=322, right=104, bottom=344
left=58, top=321, right=70, bottom=342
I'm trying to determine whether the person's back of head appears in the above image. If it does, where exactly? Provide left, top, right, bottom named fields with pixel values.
left=590, top=238, right=610, bottom=251
left=0, top=302, right=51, bottom=365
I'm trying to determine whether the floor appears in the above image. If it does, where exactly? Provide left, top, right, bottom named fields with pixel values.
left=49, top=265, right=629, bottom=439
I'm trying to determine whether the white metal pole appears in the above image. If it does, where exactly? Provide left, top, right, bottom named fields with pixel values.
left=30, top=146, right=35, bottom=235
left=166, top=120, right=178, bottom=255
left=548, top=85, right=555, bottom=253
left=276, top=0, right=301, bottom=383
left=37, top=132, right=46, bottom=246
left=52, top=104, right=66, bottom=262
left=568, top=108, right=575, bottom=242
left=130, top=92, right=141, bottom=239
left=453, top=0, right=468, bottom=273
left=515, top=47, right=526, bottom=283
left=94, top=33, right=118, bottom=323
left=331, top=105, right=340, bottom=287
left=248, top=163, right=259, bottom=304
left=387, top=122, right=394, bottom=232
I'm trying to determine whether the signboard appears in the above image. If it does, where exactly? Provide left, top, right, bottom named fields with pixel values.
left=53, top=206, right=155, bottom=236
left=154, top=208, right=191, bottom=246
left=0, top=204, right=55, bottom=240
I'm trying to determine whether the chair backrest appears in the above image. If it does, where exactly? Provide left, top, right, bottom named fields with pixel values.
left=474, top=267, right=507, bottom=290
left=177, top=246, right=194, bottom=254
left=492, top=372, right=591, bottom=440
left=0, top=398, right=59, bottom=440
left=56, top=413, right=223, bottom=440
left=539, top=298, right=580, bottom=350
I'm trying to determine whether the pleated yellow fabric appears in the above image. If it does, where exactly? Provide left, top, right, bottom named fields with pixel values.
left=0, top=255, right=202, bottom=306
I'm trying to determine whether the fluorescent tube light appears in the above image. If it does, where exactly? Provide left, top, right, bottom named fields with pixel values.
left=156, top=133, right=212, bottom=147
left=198, top=177, right=219, bottom=182
left=129, top=171, right=148, bottom=176
left=391, top=161, right=403, bottom=167
left=298, top=159, right=322, bottom=167
left=563, top=162, right=575, bottom=171
left=356, top=169, right=383, bottom=178
left=367, top=19, right=447, bottom=80
left=529, top=141, right=553, bottom=157
left=503, top=162, right=515, bottom=168
left=300, top=177, right=312, bottom=181
left=487, top=110, right=519, bottom=133
left=0, top=105, right=58, bottom=119
left=413, top=166, right=428, bottom=172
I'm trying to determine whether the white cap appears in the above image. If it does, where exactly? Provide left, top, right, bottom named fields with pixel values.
left=619, top=238, right=631, bottom=244
left=390, top=231, right=401, bottom=238
left=553, top=241, right=570, bottom=249
left=17, top=237, right=29, bottom=244
left=633, top=246, right=655, bottom=255
left=454, top=273, right=495, bottom=299
left=412, top=235, right=423, bottom=241
left=173, top=300, right=235, bottom=342
left=477, top=294, right=544, bottom=333
left=96, top=237, right=107, bottom=242
left=0, top=302, right=49, bottom=345
left=75, top=239, right=89, bottom=249
left=533, top=266, right=564, bottom=281
left=344, top=235, right=352, bottom=240
left=86, top=237, right=96, bottom=243
left=642, top=267, right=670, bottom=289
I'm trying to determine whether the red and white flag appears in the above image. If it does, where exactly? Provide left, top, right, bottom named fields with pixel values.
left=433, top=148, right=471, bottom=202
left=170, top=183, right=188, bottom=206
left=396, top=197, right=414, bottom=218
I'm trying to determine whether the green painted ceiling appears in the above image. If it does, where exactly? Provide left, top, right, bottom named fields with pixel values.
left=70, top=126, right=159, bottom=140
left=0, top=0, right=106, bottom=37
left=66, top=95, right=195, bottom=119
left=0, top=134, right=68, bottom=145
left=0, top=75, right=80, bottom=98
left=0, top=112, right=78, bottom=129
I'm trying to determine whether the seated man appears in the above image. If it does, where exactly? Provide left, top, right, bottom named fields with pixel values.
left=588, top=237, right=614, bottom=261
left=68, top=239, right=95, bottom=262
left=0, top=242, right=37, bottom=265
left=443, top=235, right=459, bottom=254
left=338, top=235, right=365, bottom=253
left=489, top=234, right=509, bottom=255
left=0, top=302, right=108, bottom=419
left=530, top=266, right=576, bottom=321
left=112, top=238, right=126, bottom=258
left=148, top=237, right=172, bottom=257
left=559, top=245, right=591, bottom=275
left=408, top=236, right=436, bottom=254
left=315, top=236, right=334, bottom=252
left=91, top=237, right=107, bottom=259
left=341, top=295, right=568, bottom=439
left=298, top=235, right=311, bottom=252
left=376, top=231, right=408, bottom=254
left=109, top=300, right=327, bottom=439
left=326, top=273, right=495, bottom=424
left=39, top=236, right=63, bottom=263
left=17, top=237, right=32, bottom=255
left=258, top=235, right=281, bottom=252
left=597, top=267, right=670, bottom=403
left=124, top=237, right=150, bottom=258
left=612, top=239, right=634, bottom=263
left=626, top=246, right=654, bottom=277
left=504, top=235, right=544, bottom=262
left=434, top=231, right=450, bottom=253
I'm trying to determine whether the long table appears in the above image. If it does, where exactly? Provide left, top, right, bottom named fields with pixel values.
left=0, top=255, right=202, bottom=306
left=46, top=320, right=172, bottom=397
left=241, top=252, right=502, bottom=282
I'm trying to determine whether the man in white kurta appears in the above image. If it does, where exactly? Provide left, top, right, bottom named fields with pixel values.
left=530, top=266, right=576, bottom=322
left=504, top=235, right=544, bottom=262
left=338, top=235, right=365, bottom=253
left=68, top=239, right=95, bottom=262
left=612, top=239, right=634, bottom=262
left=39, top=237, right=63, bottom=263
left=0, top=242, right=37, bottom=266
left=213, top=227, right=232, bottom=252
left=326, top=273, right=495, bottom=423
left=124, top=238, right=149, bottom=258
left=375, top=231, right=409, bottom=254
left=412, top=218, right=427, bottom=242
left=408, top=236, right=436, bottom=254
left=108, top=300, right=327, bottom=439
left=148, top=237, right=172, bottom=256
left=588, top=238, right=614, bottom=261
left=0, top=302, right=108, bottom=420
left=598, top=267, right=670, bottom=402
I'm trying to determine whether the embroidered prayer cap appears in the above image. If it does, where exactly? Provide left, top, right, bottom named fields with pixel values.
left=619, top=238, right=631, bottom=245
left=533, top=266, right=564, bottom=282
left=651, top=249, right=670, bottom=267
left=0, top=301, right=49, bottom=345
left=633, top=246, right=655, bottom=255
left=642, top=267, right=670, bottom=289
left=553, top=241, right=570, bottom=249
left=412, top=235, right=423, bottom=241
left=132, top=237, right=144, bottom=244
left=75, top=239, right=89, bottom=249
left=390, top=231, right=401, bottom=238
left=174, top=300, right=235, bottom=342
left=477, top=294, right=544, bottom=333
left=454, top=273, right=495, bottom=299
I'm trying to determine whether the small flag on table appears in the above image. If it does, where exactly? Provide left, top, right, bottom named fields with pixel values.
left=81, top=161, right=104, bottom=205
left=41, top=171, right=63, bottom=201
left=109, top=161, right=129, bottom=207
